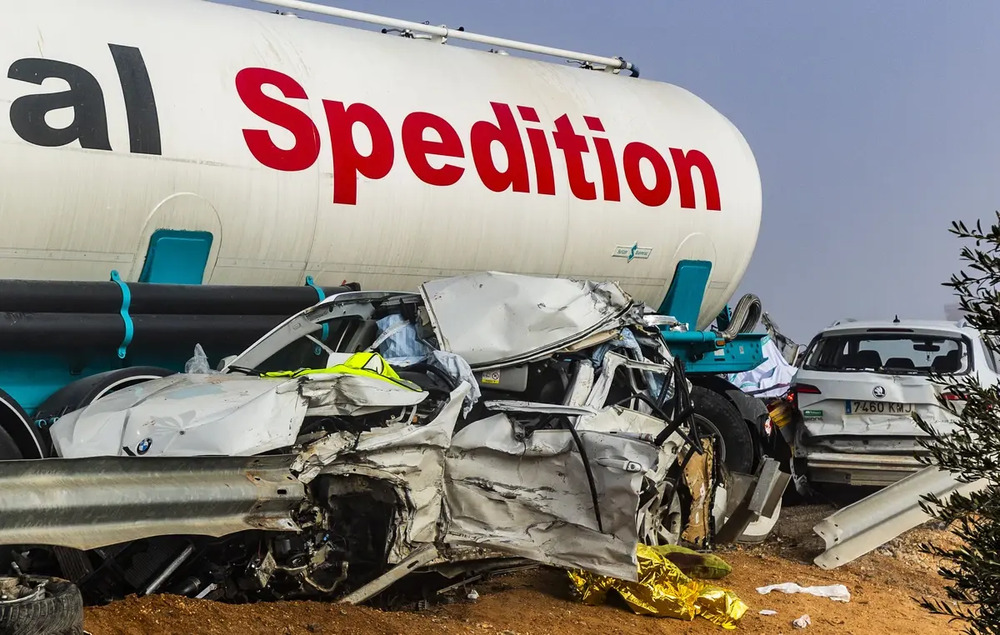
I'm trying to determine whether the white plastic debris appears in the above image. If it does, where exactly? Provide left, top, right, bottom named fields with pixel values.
left=196, top=582, right=218, bottom=599
left=760, top=609, right=778, bottom=616
left=756, top=582, right=851, bottom=602
left=184, top=343, right=218, bottom=374
left=792, top=614, right=811, bottom=628
left=467, top=589, right=479, bottom=601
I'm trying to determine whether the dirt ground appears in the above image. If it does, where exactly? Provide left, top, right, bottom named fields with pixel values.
left=84, top=504, right=965, bottom=635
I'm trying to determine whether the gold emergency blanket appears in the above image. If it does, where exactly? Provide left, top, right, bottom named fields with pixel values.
left=568, top=544, right=748, bottom=629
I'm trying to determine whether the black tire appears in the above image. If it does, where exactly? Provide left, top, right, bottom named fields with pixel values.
left=35, top=367, right=175, bottom=456
left=0, top=425, right=24, bottom=461
left=0, top=389, right=47, bottom=460
left=722, top=387, right=771, bottom=471
left=690, top=385, right=755, bottom=475
left=0, top=576, right=84, bottom=635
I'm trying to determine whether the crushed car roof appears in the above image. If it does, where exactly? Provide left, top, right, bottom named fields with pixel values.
left=419, top=271, right=634, bottom=369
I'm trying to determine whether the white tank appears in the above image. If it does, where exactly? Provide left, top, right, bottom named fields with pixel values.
left=0, top=0, right=761, bottom=329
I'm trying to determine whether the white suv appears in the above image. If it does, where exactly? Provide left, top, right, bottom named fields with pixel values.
left=788, top=319, right=999, bottom=488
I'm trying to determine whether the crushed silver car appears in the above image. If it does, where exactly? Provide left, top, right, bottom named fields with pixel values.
left=4, top=272, right=779, bottom=605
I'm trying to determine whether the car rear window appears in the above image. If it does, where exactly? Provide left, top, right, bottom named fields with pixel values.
left=801, top=331, right=971, bottom=375
left=982, top=336, right=1000, bottom=374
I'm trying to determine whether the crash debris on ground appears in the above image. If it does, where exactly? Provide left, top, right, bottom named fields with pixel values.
left=80, top=504, right=965, bottom=635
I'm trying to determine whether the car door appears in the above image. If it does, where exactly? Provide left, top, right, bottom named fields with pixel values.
left=442, top=408, right=660, bottom=581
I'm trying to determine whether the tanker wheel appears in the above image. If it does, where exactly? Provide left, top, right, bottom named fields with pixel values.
left=34, top=367, right=176, bottom=457
left=0, top=388, right=47, bottom=460
left=690, top=386, right=755, bottom=475
left=0, top=422, right=24, bottom=461
left=0, top=575, right=84, bottom=635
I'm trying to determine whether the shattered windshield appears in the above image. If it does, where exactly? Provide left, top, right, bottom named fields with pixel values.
left=802, top=331, right=971, bottom=375
left=242, top=317, right=365, bottom=374
left=226, top=292, right=420, bottom=374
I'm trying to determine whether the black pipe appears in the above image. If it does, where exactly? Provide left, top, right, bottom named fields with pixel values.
left=0, top=280, right=359, bottom=315
left=621, top=59, right=640, bottom=78
left=0, top=312, right=292, bottom=353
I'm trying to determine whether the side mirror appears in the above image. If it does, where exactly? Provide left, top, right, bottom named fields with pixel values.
left=217, top=355, right=238, bottom=372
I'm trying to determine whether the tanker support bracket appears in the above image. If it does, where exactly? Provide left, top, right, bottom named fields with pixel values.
left=655, top=259, right=767, bottom=374
left=304, top=275, right=330, bottom=346
left=662, top=331, right=768, bottom=375
left=110, top=270, right=134, bottom=360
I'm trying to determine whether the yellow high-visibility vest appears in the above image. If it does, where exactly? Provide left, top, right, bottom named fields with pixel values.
left=261, top=352, right=423, bottom=392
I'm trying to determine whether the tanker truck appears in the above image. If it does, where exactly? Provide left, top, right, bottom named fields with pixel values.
left=0, top=0, right=774, bottom=467
left=0, top=0, right=783, bottom=605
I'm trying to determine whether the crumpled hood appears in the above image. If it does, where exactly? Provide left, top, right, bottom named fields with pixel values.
left=50, top=371, right=427, bottom=458
left=50, top=374, right=307, bottom=458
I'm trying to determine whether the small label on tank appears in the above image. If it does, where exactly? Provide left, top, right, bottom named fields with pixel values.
left=612, top=243, right=652, bottom=262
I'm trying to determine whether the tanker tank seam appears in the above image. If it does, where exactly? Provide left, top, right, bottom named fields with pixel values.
left=8, top=143, right=233, bottom=168
left=555, top=196, right=572, bottom=277
left=300, top=263, right=670, bottom=287
left=300, top=134, right=326, bottom=286
left=0, top=249, right=131, bottom=262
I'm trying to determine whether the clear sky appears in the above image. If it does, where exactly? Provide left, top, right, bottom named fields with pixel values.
left=225, top=0, right=1000, bottom=343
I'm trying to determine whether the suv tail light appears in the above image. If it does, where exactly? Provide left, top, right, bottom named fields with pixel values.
left=789, top=383, right=822, bottom=410
left=765, top=383, right=822, bottom=430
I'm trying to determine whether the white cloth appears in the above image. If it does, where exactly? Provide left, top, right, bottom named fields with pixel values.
left=728, top=338, right=798, bottom=398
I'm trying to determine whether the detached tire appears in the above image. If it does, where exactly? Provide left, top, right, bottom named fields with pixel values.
left=690, top=385, right=755, bottom=475
left=0, top=576, right=84, bottom=635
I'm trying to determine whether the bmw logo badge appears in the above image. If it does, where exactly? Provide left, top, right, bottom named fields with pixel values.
left=137, top=438, right=152, bottom=455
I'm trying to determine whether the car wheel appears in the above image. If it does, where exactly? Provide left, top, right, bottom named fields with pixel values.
left=638, top=477, right=686, bottom=547
left=0, top=575, right=84, bottom=635
left=691, top=386, right=755, bottom=475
